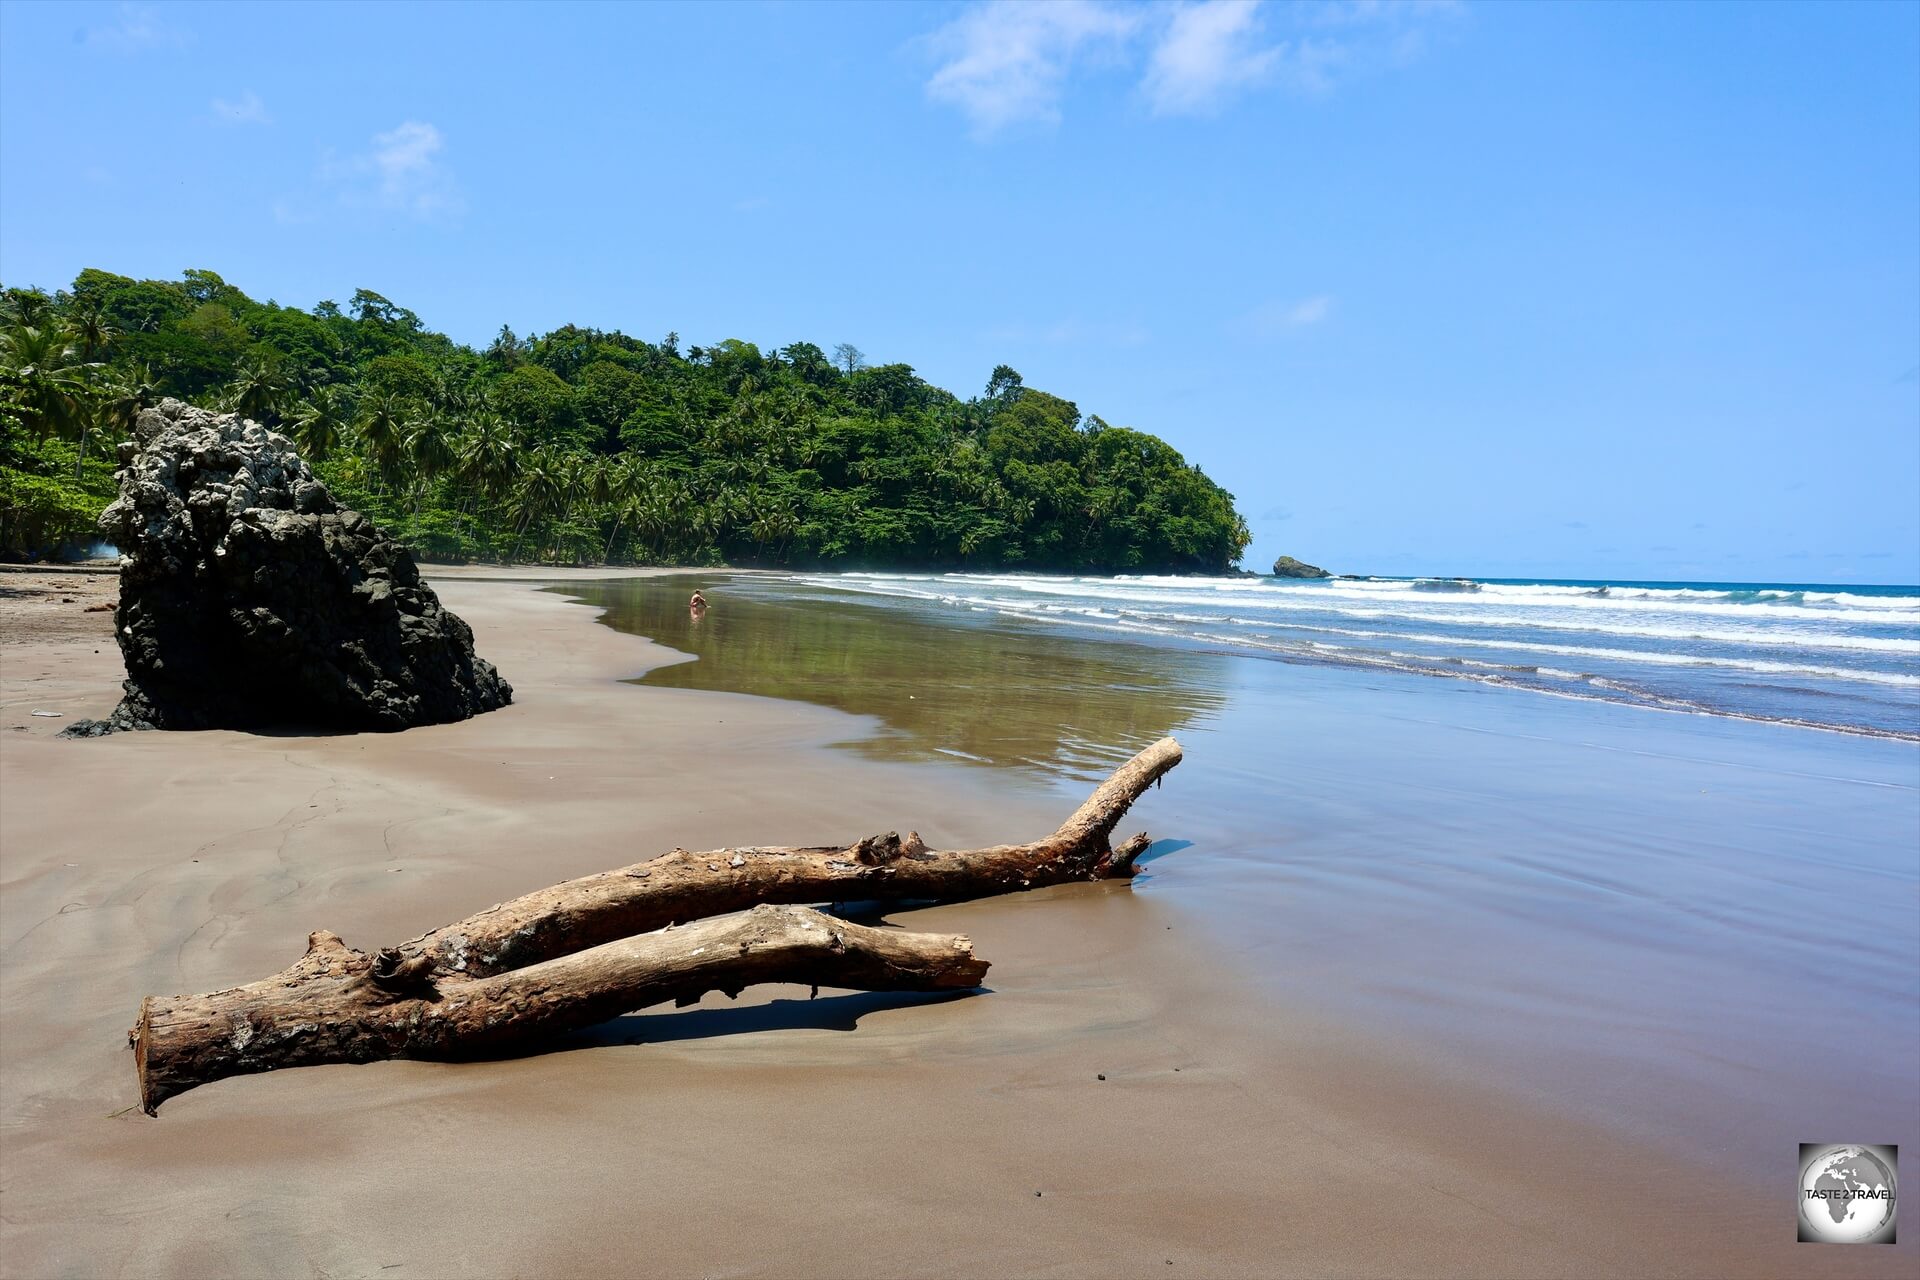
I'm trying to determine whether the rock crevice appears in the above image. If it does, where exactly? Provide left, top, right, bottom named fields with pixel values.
left=66, top=400, right=510, bottom=735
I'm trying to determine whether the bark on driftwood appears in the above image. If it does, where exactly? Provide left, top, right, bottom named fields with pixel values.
left=135, top=906, right=985, bottom=1113
left=397, top=735, right=1183, bottom=979
left=132, top=736, right=1183, bottom=1113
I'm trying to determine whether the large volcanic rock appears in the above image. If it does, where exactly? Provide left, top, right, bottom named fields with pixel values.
left=65, top=400, right=510, bottom=735
left=1271, top=555, right=1331, bottom=579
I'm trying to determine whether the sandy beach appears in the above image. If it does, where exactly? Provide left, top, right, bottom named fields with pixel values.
left=2, top=570, right=1913, bottom=1279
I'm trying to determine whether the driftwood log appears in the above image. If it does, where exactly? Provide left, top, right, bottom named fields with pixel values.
left=395, top=735, right=1184, bottom=978
left=134, top=906, right=984, bottom=1113
left=133, top=737, right=1183, bottom=1112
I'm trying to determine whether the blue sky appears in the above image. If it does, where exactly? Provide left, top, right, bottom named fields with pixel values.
left=3, top=0, right=1915, bottom=583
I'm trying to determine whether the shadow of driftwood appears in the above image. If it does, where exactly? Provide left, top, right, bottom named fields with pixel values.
left=508, top=988, right=988, bottom=1055
left=1122, top=838, right=1189, bottom=886
left=820, top=899, right=946, bottom=926
left=1133, top=838, right=1190, bottom=867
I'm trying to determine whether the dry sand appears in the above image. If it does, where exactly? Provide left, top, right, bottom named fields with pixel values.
left=0, top=570, right=1905, bottom=1278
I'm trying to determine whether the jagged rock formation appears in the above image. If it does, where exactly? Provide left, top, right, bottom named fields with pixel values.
left=64, top=400, right=510, bottom=736
left=1272, top=555, right=1331, bottom=579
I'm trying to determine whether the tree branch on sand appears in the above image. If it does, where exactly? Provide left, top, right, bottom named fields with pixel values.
left=131, top=737, right=1184, bottom=1112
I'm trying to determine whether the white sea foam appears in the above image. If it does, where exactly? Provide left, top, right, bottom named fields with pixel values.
left=819, top=572, right=1920, bottom=626
left=1069, top=611, right=1915, bottom=687
left=1114, top=574, right=1920, bottom=610
left=789, top=571, right=1920, bottom=736
left=806, top=575, right=1920, bottom=654
left=832, top=593, right=1915, bottom=687
left=1275, top=627, right=1917, bottom=685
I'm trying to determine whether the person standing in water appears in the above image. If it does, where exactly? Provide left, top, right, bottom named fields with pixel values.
left=688, top=589, right=708, bottom=613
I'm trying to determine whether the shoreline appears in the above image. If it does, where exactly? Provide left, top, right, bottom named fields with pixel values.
left=2, top=574, right=1912, bottom=1277
left=582, top=571, right=1920, bottom=1179
left=762, top=569, right=1920, bottom=743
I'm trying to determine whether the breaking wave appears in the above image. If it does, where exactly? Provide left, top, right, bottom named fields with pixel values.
left=792, top=571, right=1920, bottom=740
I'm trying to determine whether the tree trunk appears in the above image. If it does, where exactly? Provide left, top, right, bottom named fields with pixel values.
left=134, top=905, right=985, bottom=1114
left=396, top=736, right=1181, bottom=979
left=131, top=736, right=1182, bottom=1113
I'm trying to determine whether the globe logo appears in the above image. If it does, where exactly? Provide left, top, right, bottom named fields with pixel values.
left=1799, top=1144, right=1897, bottom=1244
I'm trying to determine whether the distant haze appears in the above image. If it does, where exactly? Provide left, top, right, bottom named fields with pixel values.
left=3, top=1, right=1914, bottom=583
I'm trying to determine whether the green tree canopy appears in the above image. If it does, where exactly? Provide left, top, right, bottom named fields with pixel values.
left=0, top=266, right=1252, bottom=570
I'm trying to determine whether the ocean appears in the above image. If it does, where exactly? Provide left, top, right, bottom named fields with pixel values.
left=789, top=572, right=1920, bottom=740
left=568, top=568, right=1920, bottom=1187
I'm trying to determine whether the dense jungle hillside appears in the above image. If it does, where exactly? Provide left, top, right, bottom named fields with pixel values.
left=0, top=269, right=1250, bottom=571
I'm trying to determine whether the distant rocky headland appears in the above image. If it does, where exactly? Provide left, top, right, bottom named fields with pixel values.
left=1271, top=556, right=1331, bottom=579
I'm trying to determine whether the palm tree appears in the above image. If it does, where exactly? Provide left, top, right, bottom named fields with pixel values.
left=0, top=323, right=93, bottom=443
left=405, top=407, right=458, bottom=482
left=97, top=362, right=158, bottom=436
left=550, top=452, right=596, bottom=554
left=628, top=480, right=676, bottom=560
left=448, top=411, right=515, bottom=550
left=68, top=298, right=117, bottom=363
left=354, top=392, right=408, bottom=491
left=455, top=411, right=517, bottom=502
left=84, top=363, right=160, bottom=480
left=747, top=492, right=798, bottom=560
left=290, top=385, right=352, bottom=461
left=396, top=406, right=457, bottom=519
left=506, top=446, right=564, bottom=558
left=224, top=358, right=291, bottom=424
left=430, top=371, right=481, bottom=417
left=2, top=288, right=52, bottom=327
left=485, top=325, right=523, bottom=370
left=599, top=455, right=648, bottom=561
left=691, top=485, right=733, bottom=555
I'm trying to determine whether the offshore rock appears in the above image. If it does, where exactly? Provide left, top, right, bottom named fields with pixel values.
left=63, top=400, right=510, bottom=736
left=1271, top=555, right=1331, bottom=579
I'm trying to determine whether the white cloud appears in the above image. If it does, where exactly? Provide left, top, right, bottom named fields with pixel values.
left=369, top=121, right=448, bottom=208
left=83, top=4, right=186, bottom=51
left=922, top=0, right=1456, bottom=134
left=317, top=120, right=463, bottom=221
left=925, top=0, right=1141, bottom=135
left=1147, top=1, right=1434, bottom=113
left=1144, top=2, right=1282, bottom=116
left=1243, top=295, right=1334, bottom=337
left=211, top=91, right=271, bottom=125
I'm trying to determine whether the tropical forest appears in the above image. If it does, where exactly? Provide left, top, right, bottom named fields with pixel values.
left=0, top=268, right=1250, bottom=571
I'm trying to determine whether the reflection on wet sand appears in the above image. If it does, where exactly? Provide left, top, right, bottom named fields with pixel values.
left=564, top=574, right=1228, bottom=780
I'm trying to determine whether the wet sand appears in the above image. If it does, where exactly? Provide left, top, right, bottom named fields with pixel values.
left=590, top=572, right=1920, bottom=1180
left=2, top=572, right=1913, bottom=1278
